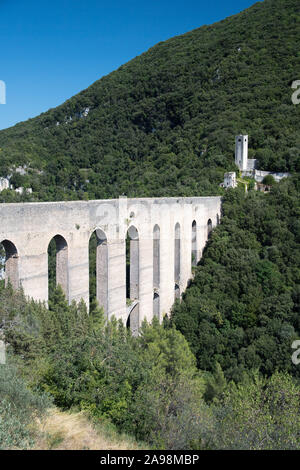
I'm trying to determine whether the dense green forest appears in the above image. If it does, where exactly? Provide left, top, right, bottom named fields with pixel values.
left=0, top=0, right=299, bottom=202
left=171, top=175, right=300, bottom=382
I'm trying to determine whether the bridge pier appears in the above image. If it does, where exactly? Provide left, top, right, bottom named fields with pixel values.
left=138, top=236, right=154, bottom=326
left=180, top=208, right=193, bottom=293
left=159, top=224, right=175, bottom=317
left=18, top=234, right=48, bottom=304
left=68, top=232, right=89, bottom=307
left=107, top=238, right=126, bottom=322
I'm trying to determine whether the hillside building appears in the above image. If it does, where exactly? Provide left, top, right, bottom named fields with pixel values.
left=234, top=135, right=289, bottom=182
left=220, top=172, right=237, bottom=189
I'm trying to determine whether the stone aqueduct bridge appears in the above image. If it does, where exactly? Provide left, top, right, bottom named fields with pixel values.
left=0, top=196, right=221, bottom=332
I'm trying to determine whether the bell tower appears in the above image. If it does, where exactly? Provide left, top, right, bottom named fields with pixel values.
left=235, top=135, right=248, bottom=171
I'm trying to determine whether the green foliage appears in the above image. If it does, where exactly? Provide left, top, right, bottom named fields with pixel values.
left=126, top=319, right=212, bottom=449
left=210, top=371, right=300, bottom=449
left=0, top=0, right=299, bottom=202
left=89, top=232, right=97, bottom=305
left=0, top=362, right=51, bottom=449
left=262, top=174, right=276, bottom=185
left=171, top=177, right=300, bottom=381
left=0, top=285, right=212, bottom=449
left=47, top=238, right=56, bottom=300
left=204, top=362, right=227, bottom=403
left=2, top=281, right=300, bottom=449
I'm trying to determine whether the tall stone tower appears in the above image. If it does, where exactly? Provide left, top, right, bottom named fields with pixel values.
left=235, top=135, right=248, bottom=171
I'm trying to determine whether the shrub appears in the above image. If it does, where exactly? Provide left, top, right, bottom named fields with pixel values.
left=262, top=174, right=276, bottom=186
left=0, top=362, right=52, bottom=449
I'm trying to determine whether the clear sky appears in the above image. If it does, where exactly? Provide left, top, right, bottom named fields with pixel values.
left=0, top=0, right=257, bottom=130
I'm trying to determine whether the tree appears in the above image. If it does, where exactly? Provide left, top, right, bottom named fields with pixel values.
left=262, top=174, right=276, bottom=186
left=211, top=371, right=300, bottom=450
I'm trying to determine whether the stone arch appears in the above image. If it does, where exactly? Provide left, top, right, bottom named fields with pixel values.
left=153, top=224, right=160, bottom=319
left=207, top=218, right=213, bottom=238
left=89, top=229, right=108, bottom=315
left=0, top=239, right=19, bottom=289
left=174, top=222, right=181, bottom=299
left=126, top=300, right=139, bottom=332
left=153, top=292, right=160, bottom=318
left=48, top=234, right=69, bottom=300
left=126, top=225, right=139, bottom=334
left=191, top=220, right=197, bottom=266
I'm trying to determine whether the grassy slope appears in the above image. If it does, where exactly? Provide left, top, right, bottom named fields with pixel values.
left=33, top=408, right=146, bottom=450
left=0, top=0, right=299, bottom=201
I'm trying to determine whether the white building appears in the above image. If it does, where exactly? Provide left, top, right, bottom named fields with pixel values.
left=0, top=177, right=10, bottom=192
left=221, top=172, right=237, bottom=189
left=15, top=187, right=33, bottom=195
left=235, top=135, right=289, bottom=182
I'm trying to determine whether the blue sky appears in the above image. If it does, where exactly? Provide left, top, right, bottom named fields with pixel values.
left=0, top=0, right=257, bottom=130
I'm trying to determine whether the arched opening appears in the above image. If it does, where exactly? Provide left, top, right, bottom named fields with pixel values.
left=174, top=222, right=180, bottom=299
left=207, top=219, right=213, bottom=238
left=48, top=235, right=68, bottom=301
left=126, top=301, right=139, bottom=333
left=153, top=224, right=160, bottom=319
left=126, top=226, right=139, bottom=334
left=0, top=240, right=19, bottom=289
left=191, top=220, right=197, bottom=266
left=153, top=292, right=160, bottom=318
left=89, top=229, right=108, bottom=314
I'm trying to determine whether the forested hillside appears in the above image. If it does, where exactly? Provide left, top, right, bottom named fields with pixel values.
left=0, top=0, right=299, bottom=202
left=171, top=175, right=300, bottom=382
